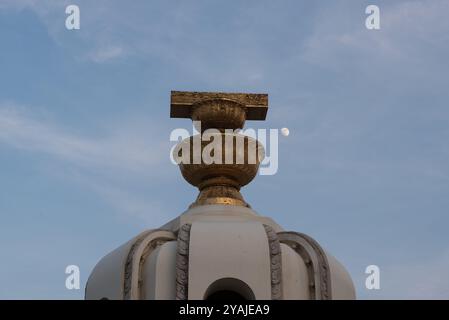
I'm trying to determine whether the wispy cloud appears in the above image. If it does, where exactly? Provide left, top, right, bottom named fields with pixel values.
left=301, top=0, right=449, bottom=71
left=0, top=0, right=273, bottom=83
left=87, top=45, right=126, bottom=63
left=0, top=102, right=166, bottom=174
left=0, top=102, right=176, bottom=223
left=75, top=175, right=174, bottom=226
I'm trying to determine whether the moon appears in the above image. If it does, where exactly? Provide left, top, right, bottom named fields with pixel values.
left=281, top=127, right=290, bottom=137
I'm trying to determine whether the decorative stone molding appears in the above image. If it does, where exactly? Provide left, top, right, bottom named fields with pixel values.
left=170, top=91, right=268, bottom=121
left=123, top=229, right=176, bottom=300
left=176, top=223, right=192, bottom=300
left=263, top=224, right=283, bottom=300
left=277, top=231, right=332, bottom=300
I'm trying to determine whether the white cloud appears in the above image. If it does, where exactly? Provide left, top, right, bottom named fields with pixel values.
left=0, top=103, right=167, bottom=174
left=0, top=102, right=178, bottom=224
left=0, top=1, right=128, bottom=64
left=87, top=45, right=125, bottom=63
left=301, top=0, right=449, bottom=69
left=0, top=0, right=270, bottom=82
left=79, top=177, right=173, bottom=226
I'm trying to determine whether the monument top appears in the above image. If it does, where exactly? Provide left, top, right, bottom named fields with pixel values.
left=170, top=90, right=268, bottom=121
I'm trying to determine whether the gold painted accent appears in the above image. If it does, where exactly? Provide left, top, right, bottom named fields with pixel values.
left=170, top=91, right=268, bottom=120
left=191, top=99, right=246, bottom=131
left=170, top=91, right=269, bottom=208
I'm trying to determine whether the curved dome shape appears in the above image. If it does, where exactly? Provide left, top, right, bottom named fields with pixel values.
left=85, top=205, right=355, bottom=300
left=86, top=91, right=355, bottom=300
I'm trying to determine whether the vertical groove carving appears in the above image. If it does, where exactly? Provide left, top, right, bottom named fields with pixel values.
left=263, top=224, right=283, bottom=300
left=176, top=223, right=192, bottom=300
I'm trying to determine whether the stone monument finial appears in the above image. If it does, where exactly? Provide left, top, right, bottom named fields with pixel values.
left=86, top=90, right=356, bottom=301
left=170, top=91, right=268, bottom=208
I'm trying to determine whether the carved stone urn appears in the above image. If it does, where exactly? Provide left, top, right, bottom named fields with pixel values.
left=85, top=91, right=355, bottom=300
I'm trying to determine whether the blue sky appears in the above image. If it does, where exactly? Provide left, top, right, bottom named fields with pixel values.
left=0, top=0, right=448, bottom=299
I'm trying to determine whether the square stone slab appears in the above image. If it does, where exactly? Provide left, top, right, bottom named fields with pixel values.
left=170, top=91, right=268, bottom=120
